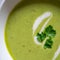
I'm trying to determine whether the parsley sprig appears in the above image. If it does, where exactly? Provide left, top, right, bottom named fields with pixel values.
left=36, top=25, right=56, bottom=49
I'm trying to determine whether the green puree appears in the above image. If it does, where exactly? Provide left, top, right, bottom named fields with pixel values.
left=5, top=0, right=60, bottom=60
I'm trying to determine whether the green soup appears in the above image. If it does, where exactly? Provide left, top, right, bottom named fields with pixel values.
left=5, top=0, right=60, bottom=60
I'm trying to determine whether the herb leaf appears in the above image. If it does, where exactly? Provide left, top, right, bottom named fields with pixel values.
left=36, top=32, right=46, bottom=42
left=44, top=25, right=56, bottom=38
left=44, top=38, right=53, bottom=49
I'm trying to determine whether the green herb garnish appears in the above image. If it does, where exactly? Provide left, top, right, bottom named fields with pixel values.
left=45, top=25, right=56, bottom=38
left=36, top=25, right=56, bottom=49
